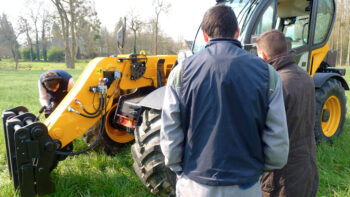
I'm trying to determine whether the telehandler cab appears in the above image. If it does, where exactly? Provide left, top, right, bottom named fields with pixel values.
left=2, top=0, right=347, bottom=196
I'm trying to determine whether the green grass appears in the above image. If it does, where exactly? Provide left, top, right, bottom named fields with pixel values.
left=0, top=58, right=90, bottom=70
left=0, top=59, right=350, bottom=196
left=316, top=67, right=350, bottom=197
left=0, top=60, right=154, bottom=197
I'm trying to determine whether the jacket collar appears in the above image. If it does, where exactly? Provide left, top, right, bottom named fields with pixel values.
left=205, top=38, right=242, bottom=49
left=267, top=52, right=296, bottom=71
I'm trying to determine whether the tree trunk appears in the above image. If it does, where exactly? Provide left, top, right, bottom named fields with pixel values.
left=26, top=33, right=34, bottom=61
left=337, top=0, right=343, bottom=66
left=346, top=3, right=350, bottom=66
left=42, top=21, right=47, bottom=62
left=340, top=22, right=343, bottom=66
left=11, top=41, right=19, bottom=70
left=154, top=15, right=159, bottom=55
left=63, top=19, right=71, bottom=68
left=64, top=29, right=72, bottom=68
left=15, top=54, right=19, bottom=70
left=69, top=0, right=76, bottom=69
left=52, top=0, right=72, bottom=68
left=24, top=21, right=34, bottom=61
left=35, top=25, right=40, bottom=61
left=134, top=30, right=137, bottom=53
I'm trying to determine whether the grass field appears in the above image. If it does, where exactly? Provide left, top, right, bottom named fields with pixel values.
left=0, top=59, right=350, bottom=197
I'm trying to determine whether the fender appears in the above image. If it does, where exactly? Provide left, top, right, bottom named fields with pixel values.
left=138, top=86, right=166, bottom=110
left=313, top=73, right=349, bottom=90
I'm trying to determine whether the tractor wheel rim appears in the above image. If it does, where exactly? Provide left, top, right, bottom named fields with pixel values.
left=321, top=96, right=341, bottom=137
left=105, top=104, right=134, bottom=143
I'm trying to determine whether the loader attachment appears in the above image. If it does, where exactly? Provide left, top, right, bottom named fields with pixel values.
left=2, top=106, right=57, bottom=197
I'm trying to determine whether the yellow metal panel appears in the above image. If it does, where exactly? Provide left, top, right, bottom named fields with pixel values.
left=309, top=43, right=329, bottom=77
left=44, top=55, right=177, bottom=147
left=117, top=55, right=177, bottom=89
left=44, top=57, right=119, bottom=147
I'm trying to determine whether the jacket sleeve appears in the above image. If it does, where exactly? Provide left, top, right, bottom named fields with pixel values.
left=160, top=65, right=184, bottom=174
left=67, top=78, right=75, bottom=91
left=263, top=71, right=289, bottom=170
left=38, top=80, right=49, bottom=107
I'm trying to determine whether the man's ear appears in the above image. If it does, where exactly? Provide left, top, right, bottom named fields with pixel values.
left=203, top=31, right=209, bottom=42
left=257, top=49, right=269, bottom=61
left=234, top=28, right=240, bottom=39
left=262, top=51, right=268, bottom=61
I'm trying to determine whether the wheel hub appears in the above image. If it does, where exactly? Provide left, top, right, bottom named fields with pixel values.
left=321, top=96, right=341, bottom=137
left=322, top=109, right=330, bottom=122
left=105, top=104, right=134, bottom=143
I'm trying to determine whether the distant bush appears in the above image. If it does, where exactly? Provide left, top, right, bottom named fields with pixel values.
left=21, top=47, right=36, bottom=60
left=48, top=47, right=64, bottom=62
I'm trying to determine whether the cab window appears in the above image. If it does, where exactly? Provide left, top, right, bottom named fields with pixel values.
left=313, top=0, right=334, bottom=45
left=282, top=15, right=310, bottom=49
left=253, top=1, right=275, bottom=35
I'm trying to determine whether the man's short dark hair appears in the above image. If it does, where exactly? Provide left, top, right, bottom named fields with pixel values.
left=201, top=4, right=238, bottom=38
left=256, top=30, right=288, bottom=60
left=43, top=71, right=60, bottom=90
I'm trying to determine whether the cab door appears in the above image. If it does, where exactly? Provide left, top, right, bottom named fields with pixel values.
left=246, top=0, right=313, bottom=72
left=308, top=0, right=336, bottom=76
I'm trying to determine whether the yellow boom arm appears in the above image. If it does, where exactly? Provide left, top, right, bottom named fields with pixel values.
left=45, top=55, right=177, bottom=147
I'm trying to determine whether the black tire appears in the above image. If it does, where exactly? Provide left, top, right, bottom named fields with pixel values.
left=315, top=78, right=347, bottom=142
left=131, top=109, right=176, bottom=197
left=83, top=120, right=125, bottom=155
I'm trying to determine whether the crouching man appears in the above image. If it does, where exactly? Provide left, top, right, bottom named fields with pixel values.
left=256, top=30, right=319, bottom=197
left=39, top=69, right=74, bottom=117
left=160, top=5, right=289, bottom=197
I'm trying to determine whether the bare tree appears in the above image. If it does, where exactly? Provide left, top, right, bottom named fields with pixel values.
left=30, top=7, right=41, bottom=61
left=75, top=1, right=101, bottom=58
left=69, top=0, right=76, bottom=65
left=51, top=0, right=101, bottom=66
left=345, top=2, right=350, bottom=66
left=19, top=17, right=34, bottom=61
left=51, top=0, right=73, bottom=68
left=0, top=14, right=23, bottom=69
left=337, top=0, right=343, bottom=66
left=41, top=10, right=50, bottom=62
left=152, top=0, right=171, bottom=55
left=128, top=10, right=143, bottom=53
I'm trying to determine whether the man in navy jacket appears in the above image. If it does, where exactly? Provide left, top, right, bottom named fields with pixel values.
left=160, top=5, right=289, bottom=197
left=38, top=69, right=74, bottom=116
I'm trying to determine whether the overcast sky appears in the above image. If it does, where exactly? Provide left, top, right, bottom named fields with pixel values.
left=0, top=0, right=215, bottom=41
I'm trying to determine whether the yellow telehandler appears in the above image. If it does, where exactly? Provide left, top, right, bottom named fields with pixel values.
left=2, top=0, right=347, bottom=196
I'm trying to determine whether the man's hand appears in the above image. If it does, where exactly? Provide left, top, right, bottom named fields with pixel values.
left=39, top=106, right=47, bottom=113
left=44, top=102, right=56, bottom=118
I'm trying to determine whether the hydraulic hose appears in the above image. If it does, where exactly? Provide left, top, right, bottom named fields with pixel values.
left=79, top=93, right=103, bottom=115
left=69, top=94, right=106, bottom=119
left=56, top=95, right=108, bottom=156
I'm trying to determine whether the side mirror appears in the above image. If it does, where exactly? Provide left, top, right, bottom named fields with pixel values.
left=248, top=35, right=259, bottom=55
left=117, top=26, right=125, bottom=49
left=302, top=22, right=309, bottom=44
left=250, top=35, right=259, bottom=44
left=117, top=17, right=126, bottom=50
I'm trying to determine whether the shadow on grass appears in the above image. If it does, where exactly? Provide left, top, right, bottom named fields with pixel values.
left=47, top=147, right=155, bottom=197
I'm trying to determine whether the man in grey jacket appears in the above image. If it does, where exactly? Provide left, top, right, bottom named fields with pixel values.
left=160, top=5, right=289, bottom=197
